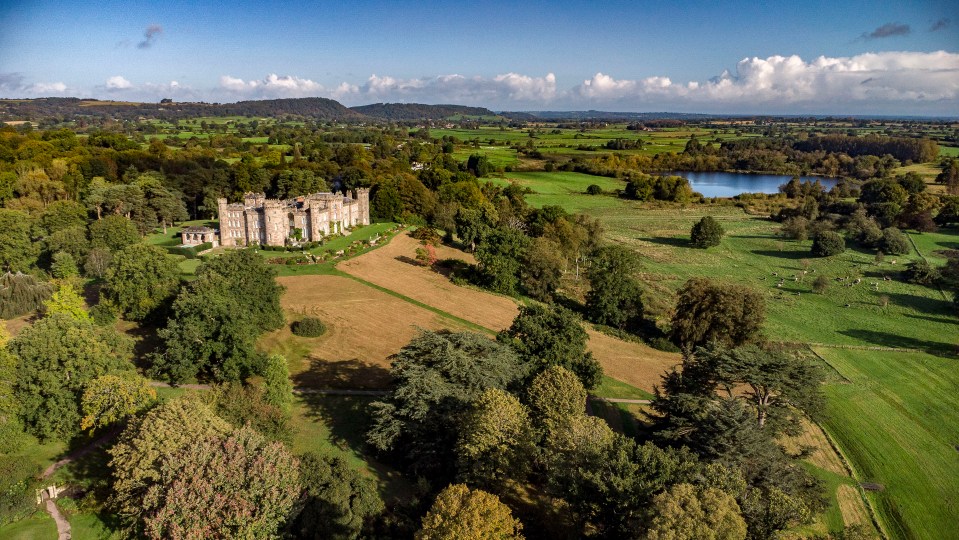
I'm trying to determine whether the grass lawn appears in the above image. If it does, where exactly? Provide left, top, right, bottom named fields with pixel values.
left=815, top=347, right=959, bottom=540
left=0, top=513, right=59, bottom=539
left=291, top=395, right=413, bottom=502
left=592, top=375, right=653, bottom=400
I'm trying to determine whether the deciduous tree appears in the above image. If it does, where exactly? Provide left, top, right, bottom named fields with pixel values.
left=289, top=453, right=384, bottom=540
left=415, top=484, right=523, bottom=540
left=103, top=243, right=181, bottom=320
left=670, top=278, right=765, bottom=350
left=690, top=216, right=725, bottom=248
left=80, top=373, right=156, bottom=432
left=644, top=483, right=746, bottom=540
left=499, top=304, right=601, bottom=389
left=141, top=425, right=300, bottom=540
left=585, top=245, right=644, bottom=331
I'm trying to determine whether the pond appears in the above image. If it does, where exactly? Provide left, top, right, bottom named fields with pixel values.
left=670, top=171, right=840, bottom=198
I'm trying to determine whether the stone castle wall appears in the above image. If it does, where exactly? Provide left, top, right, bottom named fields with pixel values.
left=217, top=189, right=370, bottom=247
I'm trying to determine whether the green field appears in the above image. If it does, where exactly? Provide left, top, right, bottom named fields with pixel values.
left=815, top=348, right=959, bottom=540
left=498, top=170, right=958, bottom=538
left=495, top=171, right=958, bottom=353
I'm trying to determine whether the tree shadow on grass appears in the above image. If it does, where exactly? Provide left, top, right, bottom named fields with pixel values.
left=293, top=357, right=392, bottom=390
left=642, top=236, right=691, bottom=248
left=885, top=291, right=955, bottom=316
left=838, top=329, right=955, bottom=356
left=297, top=388, right=417, bottom=503
left=751, top=249, right=811, bottom=260
left=905, top=313, right=959, bottom=325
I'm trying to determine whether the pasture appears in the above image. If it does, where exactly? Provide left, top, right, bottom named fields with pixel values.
left=814, top=347, right=959, bottom=540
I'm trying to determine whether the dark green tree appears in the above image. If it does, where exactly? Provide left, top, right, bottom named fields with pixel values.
left=103, top=243, right=181, bottom=320
left=289, top=453, right=384, bottom=540
left=367, top=331, right=527, bottom=478
left=670, top=278, right=765, bottom=350
left=0, top=209, right=37, bottom=272
left=475, top=227, right=530, bottom=295
left=690, top=216, right=725, bottom=248
left=879, top=227, right=910, bottom=255
left=89, top=215, right=141, bottom=252
left=152, top=251, right=284, bottom=383
left=585, top=245, right=644, bottom=330
left=810, top=231, right=845, bottom=257
left=11, top=313, right=134, bottom=440
left=499, top=303, right=601, bottom=389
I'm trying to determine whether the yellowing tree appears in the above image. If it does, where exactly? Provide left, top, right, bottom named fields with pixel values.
left=80, top=374, right=156, bottom=432
left=43, top=283, right=90, bottom=321
left=645, top=483, right=746, bottom=540
left=416, top=484, right=524, bottom=540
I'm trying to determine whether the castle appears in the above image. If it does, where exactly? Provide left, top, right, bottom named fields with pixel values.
left=217, top=189, right=370, bottom=247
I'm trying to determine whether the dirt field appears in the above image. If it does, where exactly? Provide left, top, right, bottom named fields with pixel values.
left=780, top=419, right=848, bottom=476
left=585, top=329, right=679, bottom=392
left=340, top=233, right=682, bottom=392
left=339, top=233, right=520, bottom=331
left=274, top=275, right=473, bottom=389
left=836, top=484, right=871, bottom=527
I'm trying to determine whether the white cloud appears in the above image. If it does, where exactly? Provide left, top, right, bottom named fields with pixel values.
left=27, top=81, right=68, bottom=94
left=572, top=51, right=959, bottom=112
left=218, top=73, right=324, bottom=98
left=338, top=72, right=557, bottom=106
left=105, top=75, right=132, bottom=89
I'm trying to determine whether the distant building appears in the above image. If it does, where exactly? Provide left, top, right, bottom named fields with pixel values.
left=181, top=226, right=218, bottom=247
left=217, top=189, right=370, bottom=247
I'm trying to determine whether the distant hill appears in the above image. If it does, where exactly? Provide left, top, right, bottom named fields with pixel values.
left=351, top=103, right=497, bottom=120
left=0, top=97, right=363, bottom=122
left=501, top=110, right=719, bottom=121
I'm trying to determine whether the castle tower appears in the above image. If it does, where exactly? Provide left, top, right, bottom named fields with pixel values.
left=262, top=199, right=287, bottom=246
left=356, top=188, right=371, bottom=225
left=217, top=198, right=230, bottom=246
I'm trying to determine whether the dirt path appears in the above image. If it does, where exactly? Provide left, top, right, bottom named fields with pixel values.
left=42, top=495, right=71, bottom=540
left=591, top=397, right=651, bottom=404
left=42, top=430, right=118, bottom=479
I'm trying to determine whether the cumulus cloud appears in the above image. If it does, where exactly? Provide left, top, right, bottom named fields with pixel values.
left=138, top=24, right=163, bottom=49
left=570, top=51, right=959, bottom=113
left=343, top=72, right=557, bottom=105
left=219, top=73, right=325, bottom=98
left=930, top=18, right=950, bottom=32
left=105, top=75, right=132, bottom=89
left=861, top=22, right=911, bottom=39
left=0, top=72, right=69, bottom=96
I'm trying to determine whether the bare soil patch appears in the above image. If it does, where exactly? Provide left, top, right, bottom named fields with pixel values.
left=339, top=233, right=520, bottom=331
left=586, top=330, right=679, bottom=392
left=780, top=418, right=848, bottom=476
left=836, top=484, right=871, bottom=527
left=275, top=275, right=472, bottom=389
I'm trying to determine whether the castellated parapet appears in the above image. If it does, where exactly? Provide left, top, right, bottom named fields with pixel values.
left=218, top=188, right=370, bottom=247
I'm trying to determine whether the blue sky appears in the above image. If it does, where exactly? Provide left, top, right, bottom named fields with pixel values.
left=1, top=0, right=956, bottom=114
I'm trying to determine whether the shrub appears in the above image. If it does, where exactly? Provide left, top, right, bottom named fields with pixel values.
left=90, top=302, right=118, bottom=326
left=812, top=274, right=830, bottom=294
left=811, top=231, right=845, bottom=257
left=291, top=317, right=326, bottom=337
left=880, top=227, right=910, bottom=255
left=903, top=260, right=940, bottom=285
left=690, top=216, right=724, bottom=248
left=585, top=184, right=603, bottom=195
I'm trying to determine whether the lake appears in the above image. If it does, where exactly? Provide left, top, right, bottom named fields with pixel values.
left=671, top=171, right=839, bottom=198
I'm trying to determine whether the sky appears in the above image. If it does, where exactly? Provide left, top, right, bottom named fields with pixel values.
left=0, top=0, right=957, bottom=115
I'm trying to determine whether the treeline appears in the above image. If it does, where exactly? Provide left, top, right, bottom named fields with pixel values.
left=351, top=103, right=496, bottom=120
left=563, top=133, right=937, bottom=181
left=794, top=133, right=939, bottom=163
left=0, top=97, right=362, bottom=123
